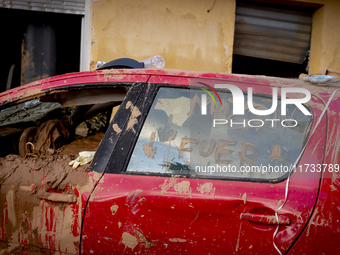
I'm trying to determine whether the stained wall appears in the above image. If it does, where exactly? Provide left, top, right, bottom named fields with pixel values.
left=91, top=0, right=340, bottom=74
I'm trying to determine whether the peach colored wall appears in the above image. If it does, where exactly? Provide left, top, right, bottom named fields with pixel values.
left=91, top=0, right=236, bottom=73
left=293, top=0, right=340, bottom=74
left=91, top=0, right=340, bottom=75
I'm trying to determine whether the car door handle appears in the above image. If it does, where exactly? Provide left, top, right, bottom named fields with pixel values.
left=39, top=191, right=78, bottom=203
left=240, top=213, right=291, bottom=226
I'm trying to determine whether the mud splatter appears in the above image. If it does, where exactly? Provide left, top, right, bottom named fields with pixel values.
left=6, top=190, right=16, bottom=226
left=125, top=101, right=141, bottom=134
left=197, top=182, right=215, bottom=199
left=178, top=137, right=199, bottom=158
left=306, top=208, right=319, bottom=237
left=0, top=152, right=93, bottom=254
left=102, top=71, right=126, bottom=81
left=110, top=204, right=119, bottom=215
left=241, top=193, right=247, bottom=204
left=40, top=192, right=77, bottom=203
left=216, top=140, right=236, bottom=164
left=159, top=178, right=177, bottom=195
left=238, top=142, right=259, bottom=166
left=121, top=232, right=138, bottom=250
left=93, top=171, right=104, bottom=183
left=142, top=132, right=157, bottom=159
left=135, top=230, right=154, bottom=249
left=112, top=123, right=122, bottom=134
left=199, top=140, right=216, bottom=157
left=267, top=143, right=291, bottom=164
left=174, top=181, right=191, bottom=194
left=277, top=199, right=284, bottom=209
left=236, top=222, right=242, bottom=252
left=169, top=238, right=186, bottom=242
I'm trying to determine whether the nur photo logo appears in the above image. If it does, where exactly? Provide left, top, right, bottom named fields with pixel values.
left=198, top=82, right=311, bottom=116
left=196, top=82, right=312, bottom=129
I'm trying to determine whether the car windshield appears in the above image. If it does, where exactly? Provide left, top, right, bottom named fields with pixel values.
left=126, top=87, right=313, bottom=181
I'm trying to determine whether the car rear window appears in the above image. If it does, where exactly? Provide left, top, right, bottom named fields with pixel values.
left=126, top=87, right=313, bottom=181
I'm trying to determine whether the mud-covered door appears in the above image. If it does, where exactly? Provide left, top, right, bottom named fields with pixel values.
left=81, top=79, right=325, bottom=254
left=0, top=82, right=146, bottom=254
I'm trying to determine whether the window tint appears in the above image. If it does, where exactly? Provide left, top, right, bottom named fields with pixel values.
left=126, top=87, right=313, bottom=181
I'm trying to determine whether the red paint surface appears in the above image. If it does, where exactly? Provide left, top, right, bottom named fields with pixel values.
left=1, top=201, right=8, bottom=238
left=81, top=74, right=329, bottom=254
left=1, top=69, right=339, bottom=254
left=288, top=91, right=340, bottom=254
left=71, top=187, right=81, bottom=237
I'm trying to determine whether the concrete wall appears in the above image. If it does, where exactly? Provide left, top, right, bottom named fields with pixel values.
left=91, top=0, right=340, bottom=74
left=295, top=0, right=340, bottom=74
left=91, top=0, right=236, bottom=73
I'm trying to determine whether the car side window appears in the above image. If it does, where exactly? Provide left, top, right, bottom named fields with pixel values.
left=0, top=88, right=125, bottom=158
left=126, top=87, right=313, bottom=181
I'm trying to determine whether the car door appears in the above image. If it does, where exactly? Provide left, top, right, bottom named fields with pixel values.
left=0, top=80, right=147, bottom=254
left=81, top=76, right=326, bottom=254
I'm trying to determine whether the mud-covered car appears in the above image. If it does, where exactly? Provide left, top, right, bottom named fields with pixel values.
left=1, top=67, right=340, bottom=255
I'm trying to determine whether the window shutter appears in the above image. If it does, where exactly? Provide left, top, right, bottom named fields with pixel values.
left=233, top=3, right=312, bottom=64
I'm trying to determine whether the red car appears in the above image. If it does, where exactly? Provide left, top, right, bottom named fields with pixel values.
left=0, top=64, right=339, bottom=254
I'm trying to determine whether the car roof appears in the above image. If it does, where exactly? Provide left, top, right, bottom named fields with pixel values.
left=1, top=68, right=339, bottom=107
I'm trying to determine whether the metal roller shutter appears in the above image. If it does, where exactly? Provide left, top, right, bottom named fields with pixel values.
left=0, top=0, right=85, bottom=15
left=233, top=3, right=313, bottom=64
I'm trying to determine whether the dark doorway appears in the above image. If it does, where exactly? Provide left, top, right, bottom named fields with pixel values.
left=232, top=1, right=316, bottom=78
left=0, top=8, right=82, bottom=92
left=232, top=54, right=309, bottom=78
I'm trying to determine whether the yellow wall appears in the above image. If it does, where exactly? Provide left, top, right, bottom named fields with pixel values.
left=294, top=0, right=340, bottom=74
left=91, top=0, right=236, bottom=73
left=91, top=0, right=340, bottom=75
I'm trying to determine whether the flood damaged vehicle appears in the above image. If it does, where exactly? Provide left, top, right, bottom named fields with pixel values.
left=0, top=67, right=340, bottom=254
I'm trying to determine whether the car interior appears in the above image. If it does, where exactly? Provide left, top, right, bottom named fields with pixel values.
left=0, top=87, right=127, bottom=158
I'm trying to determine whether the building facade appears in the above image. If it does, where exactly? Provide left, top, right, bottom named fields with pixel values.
left=91, top=0, right=340, bottom=77
left=1, top=0, right=340, bottom=92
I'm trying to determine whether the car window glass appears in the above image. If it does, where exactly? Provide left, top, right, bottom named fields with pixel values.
left=126, top=87, right=313, bottom=181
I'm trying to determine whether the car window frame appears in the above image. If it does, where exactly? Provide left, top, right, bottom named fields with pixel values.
left=0, top=82, right=146, bottom=172
left=106, top=83, right=316, bottom=183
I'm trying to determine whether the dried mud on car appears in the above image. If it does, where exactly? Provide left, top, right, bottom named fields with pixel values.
left=0, top=143, right=99, bottom=253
